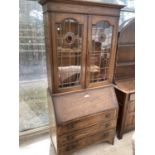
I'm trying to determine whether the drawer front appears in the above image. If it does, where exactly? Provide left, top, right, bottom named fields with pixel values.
left=57, top=109, right=117, bottom=135
left=124, top=124, right=135, bottom=133
left=128, top=101, right=135, bottom=113
left=58, top=120, right=116, bottom=146
left=125, top=113, right=135, bottom=127
left=129, top=93, right=135, bottom=101
left=59, top=129, right=115, bottom=154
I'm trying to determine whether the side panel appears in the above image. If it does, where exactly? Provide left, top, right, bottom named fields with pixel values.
left=47, top=90, right=57, bottom=152
left=43, top=13, right=53, bottom=91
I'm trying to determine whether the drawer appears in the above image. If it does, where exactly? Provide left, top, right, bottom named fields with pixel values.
left=125, top=113, right=135, bottom=127
left=124, top=124, right=135, bottom=133
left=58, top=120, right=116, bottom=146
left=129, top=93, right=135, bottom=101
left=59, top=129, right=115, bottom=154
left=128, top=101, right=135, bottom=112
left=57, top=109, right=117, bottom=135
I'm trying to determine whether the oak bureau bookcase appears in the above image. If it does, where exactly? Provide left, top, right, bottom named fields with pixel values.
left=39, top=0, right=124, bottom=154
left=114, top=18, right=135, bottom=139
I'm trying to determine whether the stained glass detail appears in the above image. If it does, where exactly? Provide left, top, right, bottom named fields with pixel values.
left=56, top=19, right=83, bottom=88
left=64, top=32, right=75, bottom=44
left=89, top=21, right=113, bottom=83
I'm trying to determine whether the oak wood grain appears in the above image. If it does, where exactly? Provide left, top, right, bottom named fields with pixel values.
left=53, top=86, right=118, bottom=124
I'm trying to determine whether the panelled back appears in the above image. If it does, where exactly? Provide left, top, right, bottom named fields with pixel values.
left=115, top=18, right=135, bottom=81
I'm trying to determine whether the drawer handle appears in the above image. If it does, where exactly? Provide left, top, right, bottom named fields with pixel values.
left=102, top=132, right=109, bottom=138
left=67, top=123, right=74, bottom=129
left=105, top=113, right=111, bottom=118
left=66, top=144, right=76, bottom=151
left=67, top=135, right=74, bottom=141
left=105, top=123, right=110, bottom=128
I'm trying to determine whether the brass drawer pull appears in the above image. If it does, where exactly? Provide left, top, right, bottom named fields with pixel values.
left=66, top=144, right=76, bottom=151
left=67, top=135, right=74, bottom=141
left=105, top=113, right=111, bottom=118
left=105, top=123, right=110, bottom=128
left=67, top=123, right=74, bottom=129
left=102, top=132, right=109, bottom=138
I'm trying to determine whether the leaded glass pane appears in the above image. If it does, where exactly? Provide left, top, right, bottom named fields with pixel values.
left=89, top=21, right=113, bottom=83
left=56, top=19, right=83, bottom=88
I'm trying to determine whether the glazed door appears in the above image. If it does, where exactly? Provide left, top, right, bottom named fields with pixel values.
left=51, top=13, right=87, bottom=93
left=86, top=15, right=119, bottom=88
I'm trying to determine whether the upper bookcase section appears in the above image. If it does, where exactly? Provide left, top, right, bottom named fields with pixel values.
left=39, top=0, right=125, bottom=16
